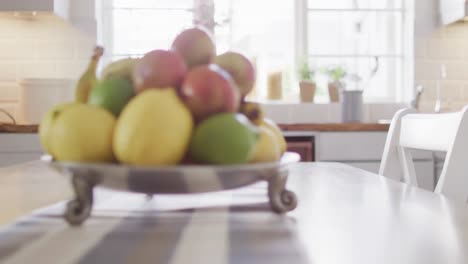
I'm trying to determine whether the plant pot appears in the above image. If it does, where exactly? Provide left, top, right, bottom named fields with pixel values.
left=328, top=82, right=341, bottom=102
left=299, top=81, right=316, bottom=103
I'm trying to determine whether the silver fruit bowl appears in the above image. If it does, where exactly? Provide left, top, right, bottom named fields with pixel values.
left=43, top=152, right=300, bottom=226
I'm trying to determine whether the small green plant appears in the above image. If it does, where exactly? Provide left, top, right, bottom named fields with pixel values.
left=298, top=61, right=315, bottom=82
left=326, top=65, right=346, bottom=82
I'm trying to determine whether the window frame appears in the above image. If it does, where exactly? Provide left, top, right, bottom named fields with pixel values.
left=98, top=0, right=414, bottom=103
left=294, top=0, right=414, bottom=103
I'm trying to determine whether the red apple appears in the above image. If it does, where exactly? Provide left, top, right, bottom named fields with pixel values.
left=133, top=49, right=187, bottom=93
left=214, top=52, right=256, bottom=98
left=171, top=27, right=216, bottom=69
left=180, top=64, right=240, bottom=121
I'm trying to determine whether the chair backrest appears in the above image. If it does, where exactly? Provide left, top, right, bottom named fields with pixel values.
left=379, top=106, right=468, bottom=202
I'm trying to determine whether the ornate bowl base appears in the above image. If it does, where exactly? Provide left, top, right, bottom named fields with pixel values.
left=43, top=152, right=300, bottom=226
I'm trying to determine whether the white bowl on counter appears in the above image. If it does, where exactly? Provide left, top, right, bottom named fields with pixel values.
left=18, top=78, right=75, bottom=124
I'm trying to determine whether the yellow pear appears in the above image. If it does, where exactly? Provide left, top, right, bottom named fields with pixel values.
left=39, top=102, right=78, bottom=156
left=113, top=89, right=194, bottom=166
left=249, top=126, right=281, bottom=163
left=261, top=118, right=287, bottom=154
left=100, top=58, right=139, bottom=81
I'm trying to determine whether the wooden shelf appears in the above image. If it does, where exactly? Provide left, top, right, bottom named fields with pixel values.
left=0, top=124, right=38, bottom=133
left=1, top=123, right=390, bottom=134
left=279, top=123, right=390, bottom=132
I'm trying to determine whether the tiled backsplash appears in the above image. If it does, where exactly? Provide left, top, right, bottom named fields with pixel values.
left=416, top=22, right=468, bottom=112
left=0, top=13, right=94, bottom=122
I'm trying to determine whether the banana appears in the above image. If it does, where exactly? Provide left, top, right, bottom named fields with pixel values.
left=240, top=101, right=264, bottom=125
left=75, top=46, right=104, bottom=103
left=100, top=58, right=139, bottom=81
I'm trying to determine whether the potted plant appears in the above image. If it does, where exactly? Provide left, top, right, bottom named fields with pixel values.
left=298, top=61, right=316, bottom=103
left=326, top=65, right=346, bottom=102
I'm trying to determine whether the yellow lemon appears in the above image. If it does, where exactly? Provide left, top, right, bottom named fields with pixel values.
left=261, top=118, right=287, bottom=154
left=113, top=89, right=194, bottom=166
left=51, top=104, right=116, bottom=162
left=249, top=126, right=281, bottom=163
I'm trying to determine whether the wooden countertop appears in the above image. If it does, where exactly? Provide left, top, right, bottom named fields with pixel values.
left=0, top=123, right=390, bottom=133
left=279, top=123, right=390, bottom=132
left=0, top=124, right=38, bottom=133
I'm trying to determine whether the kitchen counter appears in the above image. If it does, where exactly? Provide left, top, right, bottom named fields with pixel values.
left=279, top=123, right=390, bottom=132
left=1, top=123, right=390, bottom=133
left=0, top=124, right=38, bottom=133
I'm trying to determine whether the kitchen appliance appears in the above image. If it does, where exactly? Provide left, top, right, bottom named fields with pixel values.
left=340, top=90, right=363, bottom=123
left=18, top=78, right=74, bottom=124
left=0, top=0, right=96, bottom=37
left=440, top=0, right=468, bottom=24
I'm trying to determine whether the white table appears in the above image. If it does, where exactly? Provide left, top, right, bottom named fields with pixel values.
left=0, top=161, right=467, bottom=264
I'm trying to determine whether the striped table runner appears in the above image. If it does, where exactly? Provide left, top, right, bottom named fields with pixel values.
left=0, top=184, right=309, bottom=264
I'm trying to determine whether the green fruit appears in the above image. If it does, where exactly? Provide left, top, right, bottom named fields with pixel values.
left=88, top=77, right=135, bottom=116
left=190, top=113, right=259, bottom=164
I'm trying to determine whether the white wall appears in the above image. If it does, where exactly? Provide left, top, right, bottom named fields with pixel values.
left=415, top=0, right=468, bottom=112
left=0, top=13, right=95, bottom=123
left=415, top=21, right=468, bottom=112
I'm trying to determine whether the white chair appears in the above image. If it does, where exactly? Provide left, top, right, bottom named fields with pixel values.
left=379, top=106, right=468, bottom=202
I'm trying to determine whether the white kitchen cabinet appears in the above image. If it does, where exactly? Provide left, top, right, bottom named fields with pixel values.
left=285, top=131, right=435, bottom=191
left=439, top=0, right=467, bottom=25
left=0, top=134, right=43, bottom=167
left=315, top=132, right=432, bottom=161
left=0, top=0, right=97, bottom=38
left=416, top=0, right=467, bottom=29
left=315, top=132, right=435, bottom=191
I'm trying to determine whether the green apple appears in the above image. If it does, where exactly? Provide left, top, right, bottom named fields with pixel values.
left=88, top=77, right=135, bottom=116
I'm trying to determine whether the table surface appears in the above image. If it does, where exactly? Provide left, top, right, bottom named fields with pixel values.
left=1, top=161, right=468, bottom=264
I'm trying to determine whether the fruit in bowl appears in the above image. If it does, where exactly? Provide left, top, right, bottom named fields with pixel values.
left=100, top=58, right=139, bottom=82
left=171, top=27, right=216, bottom=69
left=133, top=49, right=187, bottom=93
left=180, top=64, right=240, bottom=121
left=214, top=51, right=256, bottom=98
left=39, top=27, right=287, bottom=167
left=40, top=103, right=116, bottom=162
left=190, top=113, right=258, bottom=165
left=113, top=89, right=193, bottom=166
left=88, top=77, right=135, bottom=116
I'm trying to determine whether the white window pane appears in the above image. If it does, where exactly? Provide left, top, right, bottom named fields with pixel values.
left=308, top=0, right=354, bottom=9
left=364, top=58, right=401, bottom=100
left=213, top=0, right=295, bottom=99
left=308, top=56, right=400, bottom=100
left=308, top=0, right=402, bottom=9
left=307, top=11, right=402, bottom=56
left=112, top=9, right=193, bottom=55
left=112, top=0, right=193, bottom=9
left=307, top=12, right=341, bottom=55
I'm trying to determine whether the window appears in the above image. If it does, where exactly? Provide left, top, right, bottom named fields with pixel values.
left=99, top=0, right=413, bottom=102
left=99, top=0, right=194, bottom=62
left=299, top=0, right=411, bottom=102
